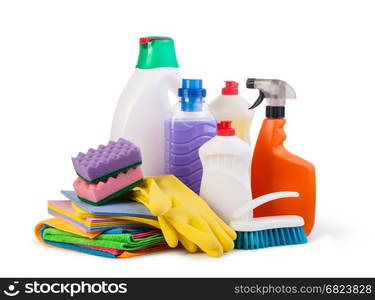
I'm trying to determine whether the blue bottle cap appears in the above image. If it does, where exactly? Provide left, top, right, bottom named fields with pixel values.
left=178, top=79, right=206, bottom=112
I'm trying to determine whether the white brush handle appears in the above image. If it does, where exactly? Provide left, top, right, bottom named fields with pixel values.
left=232, top=191, right=299, bottom=220
left=230, top=215, right=304, bottom=232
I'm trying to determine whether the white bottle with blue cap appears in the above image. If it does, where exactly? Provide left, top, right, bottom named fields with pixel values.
left=164, top=79, right=217, bottom=194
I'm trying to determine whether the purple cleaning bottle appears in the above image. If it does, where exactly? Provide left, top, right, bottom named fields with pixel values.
left=165, top=79, right=217, bottom=194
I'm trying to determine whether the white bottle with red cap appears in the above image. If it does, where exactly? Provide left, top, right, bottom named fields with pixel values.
left=199, top=121, right=252, bottom=223
left=209, top=81, right=254, bottom=146
left=199, top=121, right=304, bottom=241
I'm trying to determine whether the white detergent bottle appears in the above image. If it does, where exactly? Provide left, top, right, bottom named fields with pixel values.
left=209, top=81, right=254, bottom=146
left=199, top=121, right=252, bottom=223
left=199, top=121, right=305, bottom=248
left=110, top=37, right=181, bottom=176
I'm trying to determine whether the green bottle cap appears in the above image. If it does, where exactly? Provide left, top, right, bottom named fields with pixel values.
left=136, top=37, right=179, bottom=69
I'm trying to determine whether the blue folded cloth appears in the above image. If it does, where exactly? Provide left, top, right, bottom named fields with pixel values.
left=61, top=190, right=156, bottom=219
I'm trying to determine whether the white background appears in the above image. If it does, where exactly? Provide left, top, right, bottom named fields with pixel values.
left=0, top=0, right=374, bottom=277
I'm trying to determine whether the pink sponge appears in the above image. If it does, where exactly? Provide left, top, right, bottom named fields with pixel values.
left=74, top=166, right=143, bottom=206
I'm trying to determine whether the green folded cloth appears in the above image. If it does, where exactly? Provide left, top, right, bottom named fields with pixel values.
left=42, top=228, right=165, bottom=250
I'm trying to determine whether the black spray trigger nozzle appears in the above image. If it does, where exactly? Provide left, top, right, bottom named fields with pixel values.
left=246, top=78, right=256, bottom=89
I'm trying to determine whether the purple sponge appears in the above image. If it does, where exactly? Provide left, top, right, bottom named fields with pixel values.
left=72, top=138, right=142, bottom=183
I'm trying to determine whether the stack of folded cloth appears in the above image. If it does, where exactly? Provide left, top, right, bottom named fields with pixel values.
left=35, top=138, right=169, bottom=258
left=35, top=218, right=167, bottom=258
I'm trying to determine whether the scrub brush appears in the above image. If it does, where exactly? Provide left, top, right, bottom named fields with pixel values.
left=230, top=192, right=307, bottom=249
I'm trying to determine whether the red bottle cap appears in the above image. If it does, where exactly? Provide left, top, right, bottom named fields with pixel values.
left=217, top=121, right=235, bottom=136
left=222, top=81, right=238, bottom=95
left=139, top=37, right=151, bottom=44
left=139, top=37, right=172, bottom=44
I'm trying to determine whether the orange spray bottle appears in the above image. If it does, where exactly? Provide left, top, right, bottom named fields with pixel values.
left=247, top=79, right=316, bottom=236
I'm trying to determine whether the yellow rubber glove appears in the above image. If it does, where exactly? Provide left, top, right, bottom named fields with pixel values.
left=131, top=175, right=237, bottom=257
